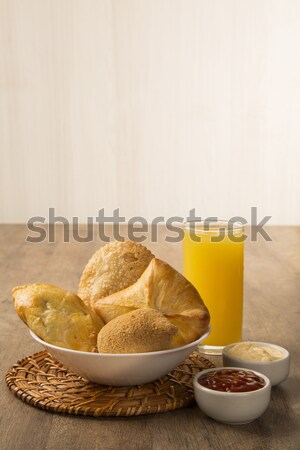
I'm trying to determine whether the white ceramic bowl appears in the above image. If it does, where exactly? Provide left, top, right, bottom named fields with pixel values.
left=30, top=327, right=211, bottom=386
left=193, top=367, right=271, bottom=425
left=223, top=342, right=290, bottom=386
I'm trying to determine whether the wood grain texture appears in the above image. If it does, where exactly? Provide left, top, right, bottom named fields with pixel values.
left=1, top=1, right=300, bottom=224
left=0, top=224, right=299, bottom=450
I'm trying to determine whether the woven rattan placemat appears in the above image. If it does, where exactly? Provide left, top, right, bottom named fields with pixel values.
left=5, top=350, right=215, bottom=417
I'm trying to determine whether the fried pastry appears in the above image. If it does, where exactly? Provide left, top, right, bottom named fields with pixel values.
left=92, top=258, right=210, bottom=347
left=12, top=284, right=104, bottom=352
left=78, top=241, right=154, bottom=307
left=97, top=309, right=178, bottom=353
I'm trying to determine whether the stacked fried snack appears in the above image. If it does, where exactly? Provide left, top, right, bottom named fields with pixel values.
left=13, top=241, right=210, bottom=353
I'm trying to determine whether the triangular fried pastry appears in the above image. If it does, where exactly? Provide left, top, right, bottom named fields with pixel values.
left=92, top=258, right=210, bottom=347
left=12, top=284, right=104, bottom=352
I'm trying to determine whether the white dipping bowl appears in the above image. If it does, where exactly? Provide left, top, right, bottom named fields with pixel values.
left=223, top=342, right=290, bottom=386
left=193, top=367, right=271, bottom=425
left=30, top=328, right=210, bottom=386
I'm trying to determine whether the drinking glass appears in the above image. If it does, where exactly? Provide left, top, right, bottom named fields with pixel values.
left=183, top=220, right=244, bottom=355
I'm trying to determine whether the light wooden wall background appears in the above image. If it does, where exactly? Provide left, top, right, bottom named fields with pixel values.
left=0, top=0, right=300, bottom=224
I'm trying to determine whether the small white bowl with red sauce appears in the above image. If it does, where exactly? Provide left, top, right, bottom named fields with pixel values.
left=193, top=367, right=271, bottom=425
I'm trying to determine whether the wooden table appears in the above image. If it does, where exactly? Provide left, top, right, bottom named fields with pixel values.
left=1, top=225, right=299, bottom=450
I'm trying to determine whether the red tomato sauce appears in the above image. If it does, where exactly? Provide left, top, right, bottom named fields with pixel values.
left=198, top=369, right=266, bottom=392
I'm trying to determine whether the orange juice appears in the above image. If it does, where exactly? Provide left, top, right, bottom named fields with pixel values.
left=183, top=223, right=244, bottom=347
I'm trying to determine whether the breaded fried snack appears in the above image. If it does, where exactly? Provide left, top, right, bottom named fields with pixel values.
left=93, top=258, right=210, bottom=347
left=97, top=309, right=178, bottom=353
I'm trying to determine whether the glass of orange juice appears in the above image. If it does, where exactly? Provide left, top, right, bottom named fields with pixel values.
left=183, top=220, right=244, bottom=354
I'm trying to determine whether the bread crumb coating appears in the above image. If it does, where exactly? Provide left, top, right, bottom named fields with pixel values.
left=97, top=309, right=178, bottom=353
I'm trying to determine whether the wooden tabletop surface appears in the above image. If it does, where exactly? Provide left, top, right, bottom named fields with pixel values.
left=1, top=225, right=299, bottom=450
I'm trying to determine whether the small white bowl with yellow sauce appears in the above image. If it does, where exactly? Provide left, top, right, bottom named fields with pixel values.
left=223, top=341, right=290, bottom=386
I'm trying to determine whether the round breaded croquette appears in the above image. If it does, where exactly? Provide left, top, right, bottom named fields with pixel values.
left=78, top=241, right=154, bottom=308
left=97, top=309, right=178, bottom=353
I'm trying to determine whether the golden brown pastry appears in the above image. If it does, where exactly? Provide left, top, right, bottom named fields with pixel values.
left=12, top=284, right=104, bottom=352
left=97, top=309, right=178, bottom=353
left=78, top=241, right=154, bottom=308
left=92, top=258, right=210, bottom=347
